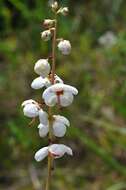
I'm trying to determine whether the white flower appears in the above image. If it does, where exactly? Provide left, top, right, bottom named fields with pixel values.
left=41, top=30, right=52, bottom=41
left=22, top=99, right=40, bottom=118
left=98, top=31, right=117, bottom=47
left=58, top=40, right=71, bottom=55
left=34, top=144, right=73, bottom=162
left=31, top=75, right=63, bottom=90
left=42, top=83, right=78, bottom=107
left=38, top=114, right=70, bottom=137
left=61, top=7, right=69, bottom=15
left=53, top=115, right=70, bottom=137
left=34, top=59, right=50, bottom=77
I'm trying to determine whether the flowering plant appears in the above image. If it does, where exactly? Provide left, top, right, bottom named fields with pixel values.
left=22, top=1, right=78, bottom=189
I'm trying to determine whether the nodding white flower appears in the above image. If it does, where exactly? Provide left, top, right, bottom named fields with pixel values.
left=34, top=59, right=50, bottom=77
left=41, top=30, right=52, bottom=41
left=42, top=83, right=78, bottom=107
left=31, top=75, right=63, bottom=90
left=38, top=113, right=70, bottom=137
left=58, top=40, right=71, bottom=55
left=58, top=7, right=69, bottom=16
left=34, top=144, right=73, bottom=162
left=22, top=99, right=40, bottom=118
left=61, top=7, right=69, bottom=15
left=52, top=115, right=70, bottom=137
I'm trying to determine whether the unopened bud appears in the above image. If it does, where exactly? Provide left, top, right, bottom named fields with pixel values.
left=51, top=1, right=58, bottom=12
left=34, top=59, right=50, bottom=77
left=43, top=19, right=55, bottom=28
left=41, top=30, right=52, bottom=41
left=58, top=40, right=71, bottom=55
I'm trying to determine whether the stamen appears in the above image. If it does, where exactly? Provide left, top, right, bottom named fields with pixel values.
left=56, top=90, right=64, bottom=96
left=56, top=90, right=64, bottom=105
left=49, top=151, right=60, bottom=158
left=57, top=95, right=60, bottom=105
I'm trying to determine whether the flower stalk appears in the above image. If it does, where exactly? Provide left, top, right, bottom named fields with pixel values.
left=21, top=2, right=78, bottom=190
left=46, top=153, right=53, bottom=190
left=46, top=12, right=57, bottom=190
left=51, top=17, right=57, bottom=84
left=46, top=108, right=53, bottom=190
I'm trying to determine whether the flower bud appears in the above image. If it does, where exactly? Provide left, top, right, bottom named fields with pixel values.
left=43, top=19, right=54, bottom=28
left=23, top=104, right=39, bottom=118
left=51, top=1, right=58, bottom=12
left=41, top=30, right=51, bottom=41
left=34, top=59, right=50, bottom=77
left=58, top=40, right=71, bottom=55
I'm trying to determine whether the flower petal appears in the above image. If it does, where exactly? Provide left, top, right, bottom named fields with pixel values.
left=49, top=144, right=73, bottom=158
left=64, top=145, right=73, bottom=156
left=31, top=77, right=45, bottom=89
left=21, top=99, right=36, bottom=107
left=43, top=91, right=57, bottom=107
left=63, top=84, right=78, bottom=95
left=60, top=92, right=73, bottom=107
left=34, top=59, right=50, bottom=77
left=38, top=123, right=49, bottom=137
left=44, top=83, right=64, bottom=93
left=46, top=95, right=57, bottom=106
left=54, top=115, right=70, bottom=126
left=39, top=110, right=48, bottom=125
left=54, top=75, right=64, bottom=84
left=23, top=104, right=39, bottom=118
left=34, top=147, right=48, bottom=162
left=53, top=122, right=66, bottom=137
left=44, top=78, right=51, bottom=88
left=43, top=83, right=78, bottom=95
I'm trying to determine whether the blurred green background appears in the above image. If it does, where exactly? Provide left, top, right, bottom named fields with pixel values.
left=1, top=0, right=126, bottom=189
